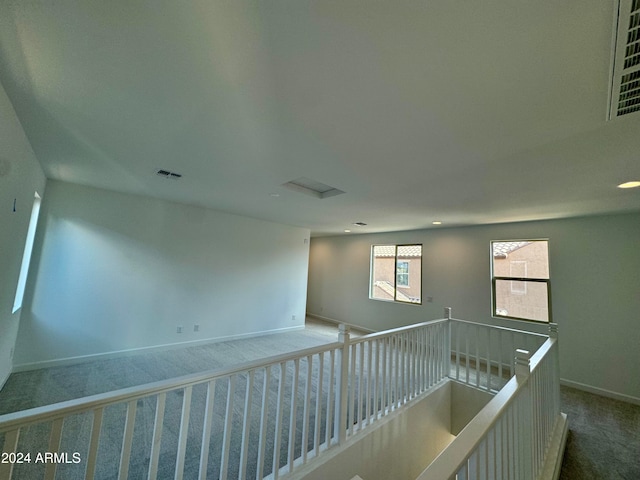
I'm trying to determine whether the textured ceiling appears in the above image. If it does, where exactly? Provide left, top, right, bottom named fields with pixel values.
left=1, top=0, right=639, bottom=236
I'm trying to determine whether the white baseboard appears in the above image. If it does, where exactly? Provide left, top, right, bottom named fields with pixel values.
left=12, top=325, right=305, bottom=373
left=560, top=378, right=640, bottom=406
left=306, top=312, right=376, bottom=333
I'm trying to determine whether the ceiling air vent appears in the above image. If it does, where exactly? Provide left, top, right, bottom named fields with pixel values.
left=156, top=169, right=182, bottom=179
left=609, top=0, right=640, bottom=118
left=282, top=177, right=345, bottom=199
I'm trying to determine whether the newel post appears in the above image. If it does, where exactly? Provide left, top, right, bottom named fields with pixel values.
left=334, top=324, right=351, bottom=445
left=515, top=348, right=534, bottom=477
left=444, top=308, right=452, bottom=372
left=515, top=349, right=531, bottom=380
left=548, top=322, right=560, bottom=416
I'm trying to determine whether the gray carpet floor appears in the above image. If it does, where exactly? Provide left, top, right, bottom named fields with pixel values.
left=559, top=386, right=640, bottom=480
left=0, top=319, right=359, bottom=415
left=1, top=319, right=638, bottom=479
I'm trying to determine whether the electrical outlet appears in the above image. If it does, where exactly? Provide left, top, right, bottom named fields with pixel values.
left=194, top=324, right=200, bottom=332
left=177, top=326, right=183, bottom=334
left=292, top=315, right=296, bottom=322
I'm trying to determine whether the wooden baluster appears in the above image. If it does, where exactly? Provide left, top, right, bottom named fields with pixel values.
left=149, top=395, right=166, bottom=480
left=373, top=339, right=382, bottom=418
left=358, top=343, right=365, bottom=427
left=86, top=408, right=103, bottom=480
left=325, top=349, right=335, bottom=447
left=313, top=352, right=324, bottom=456
left=175, top=387, right=192, bottom=480
left=272, top=362, right=287, bottom=479
left=365, top=341, right=373, bottom=425
left=219, top=376, right=237, bottom=480
left=287, top=359, right=300, bottom=471
left=239, top=372, right=255, bottom=479
left=302, top=355, right=313, bottom=462
left=334, top=325, right=350, bottom=445
left=256, top=367, right=271, bottom=480
left=0, top=428, right=19, bottom=480
left=117, top=402, right=137, bottom=480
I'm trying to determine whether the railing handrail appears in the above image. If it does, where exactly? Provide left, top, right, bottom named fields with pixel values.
left=1, top=317, right=547, bottom=432
left=0, top=341, right=342, bottom=433
left=416, top=337, right=558, bottom=480
left=350, top=318, right=449, bottom=345
left=450, top=317, right=548, bottom=338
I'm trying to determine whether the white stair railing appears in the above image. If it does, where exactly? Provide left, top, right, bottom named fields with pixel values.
left=449, top=317, right=548, bottom=392
left=0, top=310, right=559, bottom=480
left=344, top=318, right=450, bottom=437
left=417, top=323, right=562, bottom=480
left=1, top=343, right=345, bottom=480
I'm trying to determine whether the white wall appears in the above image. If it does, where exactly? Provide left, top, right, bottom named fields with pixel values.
left=307, top=213, right=640, bottom=402
left=298, top=381, right=455, bottom=480
left=14, top=180, right=310, bottom=367
left=296, top=380, right=492, bottom=480
left=0, top=81, right=46, bottom=386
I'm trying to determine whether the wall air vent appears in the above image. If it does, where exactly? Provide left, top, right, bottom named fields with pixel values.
left=282, top=177, right=345, bottom=199
left=609, top=0, right=640, bottom=118
left=156, top=169, right=182, bottom=179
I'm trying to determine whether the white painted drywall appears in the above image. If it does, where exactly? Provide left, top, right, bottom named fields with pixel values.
left=14, top=181, right=310, bottom=367
left=450, top=381, right=493, bottom=435
left=297, top=381, right=455, bottom=480
left=307, top=213, right=640, bottom=401
left=297, top=380, right=493, bottom=480
left=0, top=80, right=46, bottom=387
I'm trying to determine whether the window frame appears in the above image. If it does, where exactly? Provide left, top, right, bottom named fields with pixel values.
left=490, top=239, right=552, bottom=323
left=369, top=244, right=422, bottom=305
left=396, top=260, right=410, bottom=287
left=13, top=192, right=42, bottom=313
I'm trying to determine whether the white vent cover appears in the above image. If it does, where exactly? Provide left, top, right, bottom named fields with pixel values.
left=282, top=177, right=345, bottom=199
left=609, top=0, right=640, bottom=119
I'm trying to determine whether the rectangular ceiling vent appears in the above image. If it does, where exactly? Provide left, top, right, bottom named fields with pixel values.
left=282, top=177, right=345, bottom=199
left=156, top=169, right=182, bottom=179
left=609, top=0, right=640, bottom=118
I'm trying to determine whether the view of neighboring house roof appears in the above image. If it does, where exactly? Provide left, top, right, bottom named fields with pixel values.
left=373, top=281, right=419, bottom=303
left=373, top=245, right=422, bottom=257
left=492, top=241, right=532, bottom=257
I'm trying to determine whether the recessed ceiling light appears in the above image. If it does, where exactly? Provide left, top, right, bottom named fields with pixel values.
left=432, top=221, right=442, bottom=225
left=617, top=181, right=640, bottom=189
left=352, top=222, right=367, bottom=227
left=269, top=193, right=280, bottom=197
left=344, top=229, right=351, bottom=233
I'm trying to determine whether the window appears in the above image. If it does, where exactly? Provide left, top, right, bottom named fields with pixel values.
left=491, top=240, right=550, bottom=322
left=13, top=192, right=42, bottom=313
left=370, top=244, right=422, bottom=304
left=396, top=261, right=409, bottom=287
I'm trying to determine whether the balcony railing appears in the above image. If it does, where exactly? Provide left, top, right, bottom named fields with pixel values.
left=0, top=309, right=560, bottom=480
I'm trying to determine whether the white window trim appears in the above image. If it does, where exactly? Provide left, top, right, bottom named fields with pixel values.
left=491, top=239, right=551, bottom=323
left=13, top=192, right=42, bottom=313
